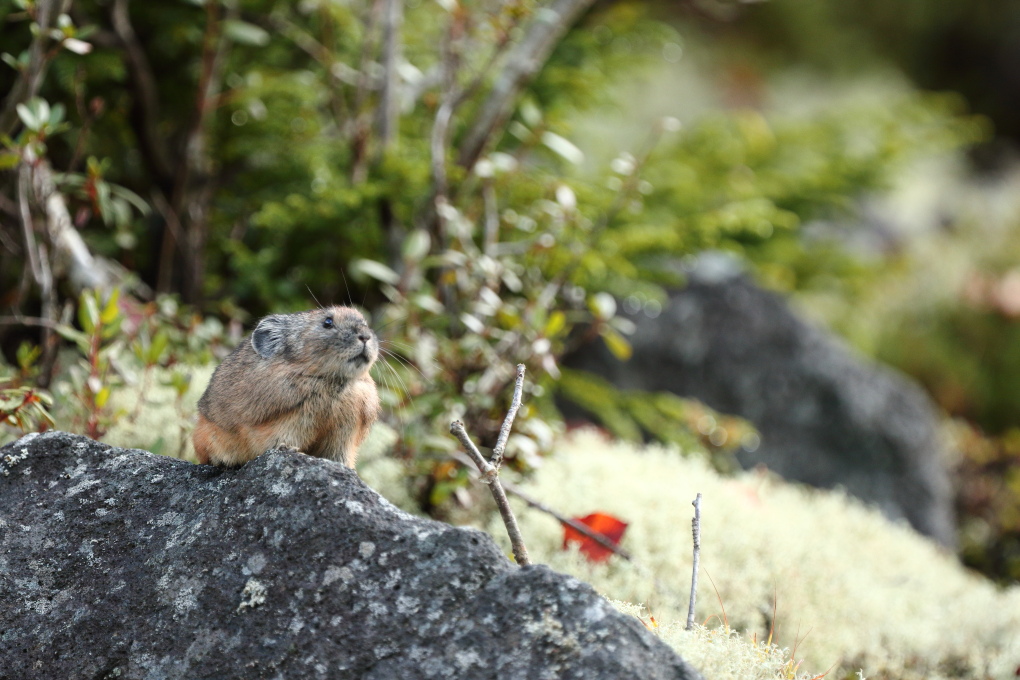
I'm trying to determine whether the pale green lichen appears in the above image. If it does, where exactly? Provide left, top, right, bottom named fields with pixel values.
left=478, top=431, right=1020, bottom=680
left=237, top=578, right=267, bottom=614
left=102, top=365, right=214, bottom=460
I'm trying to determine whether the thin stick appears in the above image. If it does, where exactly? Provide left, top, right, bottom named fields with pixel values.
left=450, top=420, right=530, bottom=566
left=686, top=492, right=702, bottom=631
left=447, top=448, right=634, bottom=562
left=491, top=363, right=525, bottom=468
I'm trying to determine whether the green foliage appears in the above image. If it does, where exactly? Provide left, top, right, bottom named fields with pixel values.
left=621, top=92, right=987, bottom=292
left=0, top=378, right=54, bottom=435
left=954, top=422, right=1020, bottom=584
left=52, top=288, right=128, bottom=439
left=0, top=0, right=989, bottom=523
left=558, top=367, right=756, bottom=471
left=0, top=291, right=227, bottom=447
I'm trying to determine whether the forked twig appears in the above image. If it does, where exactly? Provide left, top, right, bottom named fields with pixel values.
left=450, top=419, right=530, bottom=565
left=491, top=363, right=525, bottom=468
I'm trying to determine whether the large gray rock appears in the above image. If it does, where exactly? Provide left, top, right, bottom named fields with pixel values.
left=565, top=260, right=956, bottom=546
left=0, top=431, right=701, bottom=680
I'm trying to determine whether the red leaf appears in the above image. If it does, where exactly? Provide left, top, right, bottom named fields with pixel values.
left=562, top=512, right=628, bottom=562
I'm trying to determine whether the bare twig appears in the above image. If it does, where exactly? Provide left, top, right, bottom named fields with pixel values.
left=482, top=181, right=499, bottom=254
left=18, top=162, right=44, bottom=288
left=456, top=0, right=597, bottom=170
left=350, top=0, right=385, bottom=183
left=491, top=363, right=526, bottom=469
left=450, top=420, right=498, bottom=483
left=28, top=148, right=113, bottom=292
left=110, top=0, right=176, bottom=185
left=686, top=492, right=702, bottom=631
left=0, top=315, right=63, bottom=329
left=35, top=242, right=59, bottom=387
left=376, top=0, right=403, bottom=150
left=168, top=0, right=237, bottom=303
left=450, top=419, right=530, bottom=566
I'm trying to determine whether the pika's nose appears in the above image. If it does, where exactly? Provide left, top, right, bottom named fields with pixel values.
left=357, top=332, right=372, bottom=344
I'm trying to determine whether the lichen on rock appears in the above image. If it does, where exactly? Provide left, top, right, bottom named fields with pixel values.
left=0, top=431, right=700, bottom=680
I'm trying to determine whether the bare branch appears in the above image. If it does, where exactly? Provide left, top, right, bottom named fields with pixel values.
left=25, top=148, right=114, bottom=293
left=450, top=420, right=530, bottom=566
left=17, top=163, right=44, bottom=287
left=0, top=315, right=63, bottom=329
left=168, top=0, right=238, bottom=302
left=491, top=363, right=526, bottom=468
left=686, top=492, right=702, bottom=631
left=376, top=0, right=403, bottom=150
left=456, top=0, right=597, bottom=170
left=350, top=0, right=385, bottom=183
left=110, top=0, right=176, bottom=185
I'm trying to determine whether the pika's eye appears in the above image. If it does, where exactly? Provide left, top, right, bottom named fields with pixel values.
left=322, top=317, right=334, bottom=328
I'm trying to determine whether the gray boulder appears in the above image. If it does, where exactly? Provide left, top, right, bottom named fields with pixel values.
left=564, top=259, right=956, bottom=546
left=0, top=431, right=701, bottom=680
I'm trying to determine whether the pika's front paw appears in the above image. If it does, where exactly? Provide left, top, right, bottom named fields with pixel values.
left=275, top=442, right=303, bottom=455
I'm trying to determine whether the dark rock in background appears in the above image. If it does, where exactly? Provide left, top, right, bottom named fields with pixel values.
left=0, top=431, right=701, bottom=680
left=564, top=257, right=956, bottom=547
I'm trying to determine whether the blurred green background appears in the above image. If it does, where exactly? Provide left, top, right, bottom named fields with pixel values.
left=2, top=0, right=1019, bottom=586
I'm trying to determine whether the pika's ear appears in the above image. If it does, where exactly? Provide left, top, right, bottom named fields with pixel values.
left=251, top=315, right=288, bottom=359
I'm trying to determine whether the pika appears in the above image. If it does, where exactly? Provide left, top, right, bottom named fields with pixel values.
left=192, top=305, right=380, bottom=468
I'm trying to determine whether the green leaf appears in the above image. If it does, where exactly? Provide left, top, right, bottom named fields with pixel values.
left=148, top=330, right=169, bottom=364
left=589, top=292, right=617, bottom=320
left=54, top=323, right=89, bottom=352
left=0, top=152, right=19, bottom=170
left=110, top=183, right=151, bottom=215
left=541, top=131, right=584, bottom=165
left=224, top=20, right=270, bottom=46
left=1, top=52, right=21, bottom=71
left=401, top=229, right=431, bottom=262
left=168, top=370, right=192, bottom=396
left=352, top=259, right=400, bottom=285
left=61, top=38, right=92, bottom=55
left=96, top=180, right=113, bottom=225
left=16, top=342, right=41, bottom=370
left=100, top=288, right=120, bottom=325
left=544, top=311, right=566, bottom=338
left=15, top=102, right=39, bottom=131
left=600, top=327, right=633, bottom=361
left=78, top=292, right=99, bottom=335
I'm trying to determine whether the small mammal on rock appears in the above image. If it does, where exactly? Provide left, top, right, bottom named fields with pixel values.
left=193, top=305, right=380, bottom=468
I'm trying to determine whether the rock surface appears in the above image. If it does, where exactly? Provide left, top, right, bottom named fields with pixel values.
left=564, top=259, right=956, bottom=546
left=0, top=431, right=701, bottom=680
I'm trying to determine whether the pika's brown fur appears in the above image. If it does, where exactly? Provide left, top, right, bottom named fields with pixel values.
left=193, top=306, right=380, bottom=468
